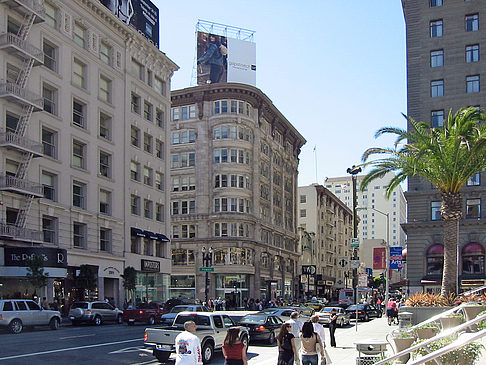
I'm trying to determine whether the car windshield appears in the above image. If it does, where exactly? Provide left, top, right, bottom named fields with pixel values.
left=260, top=309, right=277, bottom=314
left=347, top=305, right=364, bottom=311
left=171, top=306, right=189, bottom=313
left=137, top=302, right=157, bottom=309
left=71, top=302, right=88, bottom=309
left=240, top=315, right=266, bottom=324
left=174, top=314, right=210, bottom=326
left=322, top=308, right=334, bottom=312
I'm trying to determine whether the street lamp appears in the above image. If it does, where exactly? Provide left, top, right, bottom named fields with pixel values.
left=370, top=207, right=390, bottom=306
left=201, top=247, right=213, bottom=306
left=347, top=165, right=362, bottom=302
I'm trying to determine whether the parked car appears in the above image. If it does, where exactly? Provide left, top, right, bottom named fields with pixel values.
left=281, top=305, right=315, bottom=317
left=258, top=308, right=300, bottom=322
left=304, top=300, right=325, bottom=311
left=315, top=307, right=351, bottom=327
left=0, top=299, right=61, bottom=334
left=68, top=301, right=123, bottom=325
left=238, top=313, right=283, bottom=344
left=159, top=304, right=209, bottom=325
left=122, top=302, right=165, bottom=325
left=345, top=303, right=382, bottom=321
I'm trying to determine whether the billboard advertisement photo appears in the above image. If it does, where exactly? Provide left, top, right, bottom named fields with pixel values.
left=99, top=0, right=159, bottom=48
left=196, top=30, right=256, bottom=86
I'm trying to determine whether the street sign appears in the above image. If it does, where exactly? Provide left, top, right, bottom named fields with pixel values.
left=350, top=237, right=360, bottom=248
left=338, top=256, right=350, bottom=270
left=199, top=267, right=214, bottom=272
left=358, top=273, right=368, bottom=287
left=302, top=265, right=317, bottom=275
left=335, top=278, right=345, bottom=288
left=351, top=260, right=361, bottom=269
left=366, top=268, right=373, bottom=278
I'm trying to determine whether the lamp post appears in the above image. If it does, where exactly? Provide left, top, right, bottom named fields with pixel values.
left=371, top=207, right=390, bottom=306
left=201, top=247, right=213, bottom=306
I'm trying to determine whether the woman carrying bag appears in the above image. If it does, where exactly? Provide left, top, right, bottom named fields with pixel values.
left=277, top=323, right=299, bottom=365
left=222, top=327, right=248, bottom=365
left=300, top=321, right=326, bottom=365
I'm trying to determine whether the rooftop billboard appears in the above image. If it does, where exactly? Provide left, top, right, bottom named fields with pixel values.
left=99, top=0, right=159, bottom=48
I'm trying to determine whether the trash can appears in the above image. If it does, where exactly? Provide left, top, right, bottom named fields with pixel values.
left=355, top=340, right=388, bottom=365
left=398, top=311, right=413, bottom=329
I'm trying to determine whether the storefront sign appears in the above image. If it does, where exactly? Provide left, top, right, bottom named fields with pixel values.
left=4, top=247, right=67, bottom=268
left=141, top=259, right=160, bottom=272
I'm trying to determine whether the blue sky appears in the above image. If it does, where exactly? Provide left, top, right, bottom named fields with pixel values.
left=155, top=0, right=407, bottom=187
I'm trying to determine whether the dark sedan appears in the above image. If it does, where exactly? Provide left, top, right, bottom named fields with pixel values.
left=238, top=314, right=283, bottom=344
left=346, top=303, right=382, bottom=321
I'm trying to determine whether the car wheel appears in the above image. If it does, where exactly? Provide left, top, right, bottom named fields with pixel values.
left=154, top=349, right=171, bottom=363
left=147, top=316, right=155, bottom=325
left=127, top=321, right=134, bottom=326
left=93, top=315, right=102, bottom=326
left=241, top=335, right=249, bottom=351
left=202, top=342, right=214, bottom=363
left=268, top=331, right=276, bottom=345
left=9, top=319, right=23, bottom=334
left=364, top=314, right=369, bottom=322
left=339, top=318, right=344, bottom=327
left=116, top=315, right=123, bottom=324
left=49, top=317, right=60, bottom=330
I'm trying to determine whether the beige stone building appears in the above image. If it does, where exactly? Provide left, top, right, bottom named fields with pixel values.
left=297, top=184, right=353, bottom=299
left=0, top=0, right=177, bottom=307
left=169, top=83, right=306, bottom=306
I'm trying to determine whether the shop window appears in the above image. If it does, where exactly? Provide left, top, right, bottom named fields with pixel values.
left=466, top=198, right=481, bottom=219
left=426, top=244, right=444, bottom=275
left=462, top=243, right=485, bottom=275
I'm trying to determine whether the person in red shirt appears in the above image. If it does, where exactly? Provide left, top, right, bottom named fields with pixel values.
left=386, top=297, right=398, bottom=325
left=222, top=327, right=248, bottom=365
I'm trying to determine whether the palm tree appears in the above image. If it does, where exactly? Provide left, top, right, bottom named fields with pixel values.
left=360, top=107, right=486, bottom=296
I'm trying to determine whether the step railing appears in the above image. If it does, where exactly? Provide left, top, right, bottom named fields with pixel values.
left=376, top=311, right=486, bottom=365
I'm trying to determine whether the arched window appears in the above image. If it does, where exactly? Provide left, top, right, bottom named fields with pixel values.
left=426, top=244, right=443, bottom=275
left=462, top=243, right=485, bottom=275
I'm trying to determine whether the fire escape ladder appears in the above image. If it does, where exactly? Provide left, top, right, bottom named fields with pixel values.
left=17, top=12, right=36, bottom=41
left=15, top=58, right=35, bottom=89
left=15, top=194, right=35, bottom=228
left=15, top=105, right=34, bottom=137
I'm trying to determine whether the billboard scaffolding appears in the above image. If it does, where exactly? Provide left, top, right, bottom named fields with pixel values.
left=192, top=20, right=256, bottom=86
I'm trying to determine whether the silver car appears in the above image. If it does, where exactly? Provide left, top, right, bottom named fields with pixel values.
left=0, top=299, right=61, bottom=334
left=68, top=301, right=123, bottom=326
left=315, top=306, right=351, bottom=327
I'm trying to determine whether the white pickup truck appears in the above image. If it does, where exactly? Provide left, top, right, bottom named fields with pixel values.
left=144, top=311, right=249, bottom=363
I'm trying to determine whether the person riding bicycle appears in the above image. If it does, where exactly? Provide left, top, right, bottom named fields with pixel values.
left=386, top=297, right=398, bottom=325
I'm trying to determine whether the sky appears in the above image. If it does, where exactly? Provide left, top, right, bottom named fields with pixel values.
left=154, top=0, right=407, bottom=187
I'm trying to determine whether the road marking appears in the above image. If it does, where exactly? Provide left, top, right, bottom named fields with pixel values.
left=109, top=346, right=145, bottom=354
left=59, top=334, right=96, bottom=339
left=0, top=338, right=141, bottom=361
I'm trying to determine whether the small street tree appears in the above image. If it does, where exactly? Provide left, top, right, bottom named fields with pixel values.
left=360, top=107, right=486, bottom=296
left=25, top=255, right=49, bottom=298
left=121, top=266, right=137, bottom=303
left=76, top=264, right=97, bottom=300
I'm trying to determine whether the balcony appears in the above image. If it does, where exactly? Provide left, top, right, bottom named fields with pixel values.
left=0, top=82, right=43, bottom=111
left=0, top=222, right=43, bottom=243
left=0, top=0, right=45, bottom=23
left=0, top=33, right=43, bottom=65
left=0, top=130, right=43, bottom=157
left=0, top=175, right=44, bottom=197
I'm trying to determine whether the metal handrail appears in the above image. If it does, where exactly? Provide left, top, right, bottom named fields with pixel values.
left=376, top=313, right=486, bottom=365
left=0, top=130, right=43, bottom=154
left=0, top=175, right=43, bottom=195
left=0, top=222, right=43, bottom=241
left=0, top=32, right=43, bottom=60
left=0, top=82, right=43, bottom=109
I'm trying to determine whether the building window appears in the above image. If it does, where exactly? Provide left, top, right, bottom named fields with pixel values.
left=72, top=99, right=86, bottom=128
left=42, top=84, right=57, bottom=115
left=300, top=209, right=306, bottom=218
left=466, top=75, right=480, bottom=93
left=42, top=127, right=57, bottom=158
left=430, top=0, right=442, bottom=6
left=466, top=14, right=479, bottom=32
left=73, top=23, right=86, bottom=48
left=131, top=237, right=141, bottom=254
left=99, top=41, right=111, bottom=65
left=430, top=19, right=443, bottom=37
left=99, top=112, right=111, bottom=140
left=143, top=166, right=153, bottom=186
left=143, top=133, right=153, bottom=153
left=99, top=189, right=111, bottom=215
left=72, top=140, right=86, bottom=169
left=99, top=75, right=111, bottom=103
left=172, top=130, right=196, bottom=144
left=73, top=222, right=86, bottom=248
left=131, top=194, right=140, bottom=215
left=467, top=172, right=481, bottom=186
left=155, top=172, right=164, bottom=190
left=156, top=203, right=165, bottom=222
left=430, top=49, right=444, bottom=67
left=99, top=151, right=111, bottom=178
left=133, top=59, right=144, bottom=81
left=42, top=216, right=57, bottom=243
left=431, top=110, right=445, bottom=127
left=130, top=161, right=140, bottom=181
left=131, top=93, right=140, bottom=114
left=42, top=171, right=56, bottom=201
left=144, top=199, right=153, bottom=219
left=44, top=2, right=57, bottom=28
left=131, top=126, right=140, bottom=147
left=144, top=101, right=153, bottom=122
left=5, top=112, right=19, bottom=133
left=73, top=181, right=86, bottom=209
left=171, top=108, right=180, bottom=121
left=466, top=198, right=481, bottom=219
left=6, top=63, right=20, bottom=83
left=154, top=77, right=166, bottom=96
left=462, top=243, right=485, bottom=275
left=100, top=228, right=111, bottom=252
left=431, top=201, right=441, bottom=221
left=155, top=139, right=164, bottom=159
left=72, top=58, right=86, bottom=88
left=431, top=79, right=444, bottom=97
left=156, top=108, right=165, bottom=128
left=466, top=44, right=480, bottom=63
left=143, top=238, right=153, bottom=256
left=426, top=244, right=444, bottom=275
left=43, top=40, right=57, bottom=72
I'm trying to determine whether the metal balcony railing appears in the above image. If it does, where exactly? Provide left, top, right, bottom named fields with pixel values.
left=0, top=175, right=43, bottom=196
left=0, top=130, right=43, bottom=156
left=0, top=222, right=43, bottom=242
left=0, top=82, right=43, bottom=110
left=0, top=0, right=46, bottom=22
left=0, top=33, right=43, bottom=64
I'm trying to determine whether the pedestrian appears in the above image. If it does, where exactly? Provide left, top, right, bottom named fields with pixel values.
left=328, top=309, right=338, bottom=348
left=175, top=321, right=203, bottom=365
left=286, top=312, right=303, bottom=355
left=300, top=321, right=325, bottom=365
left=41, top=297, right=49, bottom=310
left=386, top=297, right=398, bottom=326
left=277, top=323, right=299, bottom=365
left=310, top=315, right=325, bottom=345
left=222, top=327, right=247, bottom=365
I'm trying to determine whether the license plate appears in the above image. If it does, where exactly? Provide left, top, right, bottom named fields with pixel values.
left=129, top=319, right=135, bottom=322
left=69, top=316, right=75, bottom=320
left=156, top=344, right=172, bottom=351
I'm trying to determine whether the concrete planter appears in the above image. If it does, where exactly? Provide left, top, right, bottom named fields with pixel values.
left=392, top=337, right=416, bottom=364
left=415, top=327, right=437, bottom=340
left=462, top=305, right=486, bottom=332
left=439, top=316, right=462, bottom=331
left=399, top=306, right=452, bottom=325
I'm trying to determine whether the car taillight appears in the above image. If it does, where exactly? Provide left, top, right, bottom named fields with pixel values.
left=0, top=314, right=3, bottom=320
left=139, top=310, right=144, bottom=315
left=86, top=310, right=92, bottom=314
left=357, top=311, right=362, bottom=314
left=255, top=325, right=266, bottom=331
left=339, top=300, right=342, bottom=303
left=144, top=331, right=148, bottom=341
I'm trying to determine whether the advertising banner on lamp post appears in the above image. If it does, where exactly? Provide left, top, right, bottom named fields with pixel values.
left=373, top=247, right=386, bottom=270
left=390, top=247, right=403, bottom=270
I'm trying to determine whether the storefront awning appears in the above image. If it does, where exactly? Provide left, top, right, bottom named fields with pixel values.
left=131, top=227, right=145, bottom=237
left=156, top=233, right=171, bottom=242
left=144, top=230, right=158, bottom=240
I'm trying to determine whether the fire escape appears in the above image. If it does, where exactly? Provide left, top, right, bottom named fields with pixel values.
left=0, top=0, right=45, bottom=242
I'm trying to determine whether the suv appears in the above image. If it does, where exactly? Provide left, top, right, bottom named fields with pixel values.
left=68, top=301, right=123, bottom=326
left=0, top=299, right=61, bottom=334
